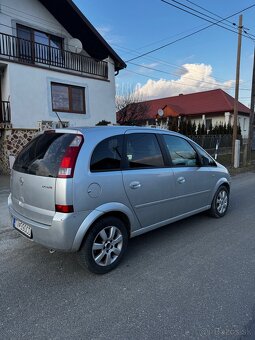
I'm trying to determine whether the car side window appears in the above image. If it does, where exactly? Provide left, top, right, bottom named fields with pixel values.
left=194, top=144, right=216, bottom=166
left=163, top=135, right=199, bottom=167
left=125, top=133, right=164, bottom=169
left=90, top=135, right=123, bottom=172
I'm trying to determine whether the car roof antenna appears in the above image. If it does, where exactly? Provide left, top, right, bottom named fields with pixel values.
left=55, top=111, right=64, bottom=128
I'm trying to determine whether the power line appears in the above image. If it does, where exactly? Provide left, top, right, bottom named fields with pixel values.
left=164, top=0, right=255, bottom=40
left=184, top=0, right=255, bottom=39
left=126, top=3, right=255, bottom=62
left=185, top=0, right=236, bottom=26
left=170, top=0, right=240, bottom=28
left=161, top=0, right=253, bottom=38
left=114, top=42, right=235, bottom=83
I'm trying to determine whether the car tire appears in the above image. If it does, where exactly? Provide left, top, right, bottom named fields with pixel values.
left=77, top=216, right=129, bottom=274
left=209, top=185, right=229, bottom=218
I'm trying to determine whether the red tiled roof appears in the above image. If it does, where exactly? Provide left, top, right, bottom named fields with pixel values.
left=142, top=89, right=250, bottom=119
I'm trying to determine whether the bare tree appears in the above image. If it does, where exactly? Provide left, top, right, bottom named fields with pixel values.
left=116, top=86, right=150, bottom=125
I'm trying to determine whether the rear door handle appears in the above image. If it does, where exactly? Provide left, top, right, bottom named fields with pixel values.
left=129, top=181, right=141, bottom=189
left=177, top=176, right=186, bottom=184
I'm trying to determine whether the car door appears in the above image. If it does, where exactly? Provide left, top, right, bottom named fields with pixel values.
left=162, top=134, right=215, bottom=216
left=122, top=132, right=176, bottom=228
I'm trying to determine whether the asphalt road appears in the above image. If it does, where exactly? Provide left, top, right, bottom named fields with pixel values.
left=1, top=172, right=255, bottom=340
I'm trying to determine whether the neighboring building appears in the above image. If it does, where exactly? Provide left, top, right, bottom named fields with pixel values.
left=118, top=89, right=251, bottom=137
left=0, top=0, right=126, bottom=173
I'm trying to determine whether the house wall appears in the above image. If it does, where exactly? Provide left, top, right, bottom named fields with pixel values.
left=191, top=113, right=249, bottom=138
left=0, top=0, right=117, bottom=128
left=5, top=60, right=116, bottom=128
left=0, top=0, right=119, bottom=173
left=0, top=0, right=70, bottom=39
left=237, top=115, right=249, bottom=138
left=0, top=0, right=93, bottom=57
left=0, top=64, right=10, bottom=102
left=191, top=115, right=225, bottom=128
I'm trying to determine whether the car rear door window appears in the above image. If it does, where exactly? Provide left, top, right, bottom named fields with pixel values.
left=90, top=135, right=123, bottom=172
left=125, top=133, right=164, bottom=169
left=163, top=135, right=199, bottom=167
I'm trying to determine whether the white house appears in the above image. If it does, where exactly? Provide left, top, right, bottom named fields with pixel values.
left=0, top=0, right=126, bottom=173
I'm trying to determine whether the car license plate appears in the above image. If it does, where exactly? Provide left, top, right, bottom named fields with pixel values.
left=13, top=218, right=32, bottom=238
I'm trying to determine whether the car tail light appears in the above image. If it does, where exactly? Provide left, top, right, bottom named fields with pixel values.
left=58, top=135, right=83, bottom=178
left=55, top=204, right=74, bottom=213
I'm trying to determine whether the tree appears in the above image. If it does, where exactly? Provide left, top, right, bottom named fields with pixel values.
left=197, top=122, right=202, bottom=135
left=201, top=123, right=206, bottom=135
left=223, top=123, right=227, bottom=134
left=96, top=120, right=111, bottom=126
left=227, top=122, right=233, bottom=134
left=168, top=118, right=178, bottom=132
left=237, top=124, right=242, bottom=136
left=116, top=86, right=150, bottom=125
left=186, top=120, right=193, bottom=135
left=191, top=121, right=197, bottom=135
left=208, top=123, right=213, bottom=135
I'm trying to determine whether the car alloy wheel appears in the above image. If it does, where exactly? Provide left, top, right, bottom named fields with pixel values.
left=209, top=185, right=229, bottom=218
left=92, top=226, right=123, bottom=266
left=215, top=189, right=228, bottom=215
left=78, top=216, right=128, bottom=274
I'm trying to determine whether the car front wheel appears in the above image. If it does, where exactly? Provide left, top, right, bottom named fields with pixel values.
left=209, top=185, right=229, bottom=218
left=78, top=216, right=128, bottom=274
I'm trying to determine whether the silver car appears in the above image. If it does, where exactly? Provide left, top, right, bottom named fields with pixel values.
left=8, top=126, right=230, bottom=274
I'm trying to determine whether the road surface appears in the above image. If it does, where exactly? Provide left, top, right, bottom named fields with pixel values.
left=0, top=172, right=255, bottom=339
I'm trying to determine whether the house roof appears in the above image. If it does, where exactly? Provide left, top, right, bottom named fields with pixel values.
left=142, top=89, right=250, bottom=119
left=39, top=0, right=126, bottom=71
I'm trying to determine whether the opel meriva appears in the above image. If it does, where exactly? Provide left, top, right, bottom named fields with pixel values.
left=9, top=126, right=230, bottom=274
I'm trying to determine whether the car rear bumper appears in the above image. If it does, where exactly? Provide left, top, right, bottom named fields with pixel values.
left=8, top=195, right=90, bottom=251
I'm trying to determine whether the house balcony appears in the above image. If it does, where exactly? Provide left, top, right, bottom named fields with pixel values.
left=0, top=100, right=11, bottom=128
left=0, top=32, right=108, bottom=79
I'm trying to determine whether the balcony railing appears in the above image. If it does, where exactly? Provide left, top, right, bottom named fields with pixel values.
left=0, top=32, right=108, bottom=78
left=0, top=101, right=11, bottom=123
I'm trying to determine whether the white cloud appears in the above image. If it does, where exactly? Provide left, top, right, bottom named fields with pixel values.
left=133, top=63, right=235, bottom=100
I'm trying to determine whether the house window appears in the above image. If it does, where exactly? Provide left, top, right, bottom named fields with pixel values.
left=51, top=83, right=86, bottom=114
left=17, top=24, right=63, bottom=65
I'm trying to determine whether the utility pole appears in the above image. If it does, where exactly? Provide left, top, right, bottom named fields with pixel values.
left=232, top=14, right=243, bottom=166
left=247, top=46, right=255, bottom=163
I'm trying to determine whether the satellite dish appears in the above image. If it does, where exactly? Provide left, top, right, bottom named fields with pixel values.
left=68, top=38, right=83, bottom=53
left=158, top=109, right=164, bottom=117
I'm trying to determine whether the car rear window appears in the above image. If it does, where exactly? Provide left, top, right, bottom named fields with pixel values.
left=13, top=133, right=76, bottom=177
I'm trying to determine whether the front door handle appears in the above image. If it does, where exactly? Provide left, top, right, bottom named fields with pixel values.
left=177, top=176, right=186, bottom=184
left=129, top=181, right=141, bottom=189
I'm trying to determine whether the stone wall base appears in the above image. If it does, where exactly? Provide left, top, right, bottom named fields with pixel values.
left=0, top=129, right=38, bottom=174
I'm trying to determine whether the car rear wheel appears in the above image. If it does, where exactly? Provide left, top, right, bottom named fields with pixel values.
left=78, top=216, right=128, bottom=274
left=209, top=185, right=229, bottom=218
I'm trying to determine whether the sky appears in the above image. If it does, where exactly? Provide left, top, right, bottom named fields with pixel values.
left=74, top=0, right=255, bottom=107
